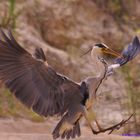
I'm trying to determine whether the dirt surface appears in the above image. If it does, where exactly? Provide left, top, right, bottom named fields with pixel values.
left=0, top=118, right=139, bottom=140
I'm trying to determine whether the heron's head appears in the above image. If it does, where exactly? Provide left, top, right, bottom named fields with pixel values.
left=82, top=43, right=122, bottom=58
left=93, top=43, right=121, bottom=57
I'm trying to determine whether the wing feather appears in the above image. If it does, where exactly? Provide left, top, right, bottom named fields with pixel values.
left=0, top=29, right=83, bottom=117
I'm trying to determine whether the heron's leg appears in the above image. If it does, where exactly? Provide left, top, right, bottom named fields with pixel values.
left=94, top=114, right=134, bottom=134
left=85, top=105, right=103, bottom=131
left=95, top=119, right=104, bottom=131
left=87, top=109, right=104, bottom=131
left=85, top=107, right=134, bottom=134
left=82, top=107, right=98, bottom=134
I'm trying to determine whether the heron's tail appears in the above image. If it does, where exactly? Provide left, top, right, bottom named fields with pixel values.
left=52, top=114, right=81, bottom=139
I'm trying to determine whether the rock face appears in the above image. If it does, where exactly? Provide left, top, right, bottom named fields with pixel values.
left=0, top=0, right=140, bottom=133
left=25, top=0, right=135, bottom=50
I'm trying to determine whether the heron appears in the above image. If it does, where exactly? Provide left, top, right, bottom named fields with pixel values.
left=0, top=29, right=139, bottom=139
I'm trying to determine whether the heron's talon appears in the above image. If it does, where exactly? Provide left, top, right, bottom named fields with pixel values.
left=106, top=70, right=114, bottom=76
left=92, top=130, right=98, bottom=135
left=106, top=67, right=114, bottom=77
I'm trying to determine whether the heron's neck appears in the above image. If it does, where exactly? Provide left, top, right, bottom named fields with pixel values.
left=91, top=48, right=106, bottom=78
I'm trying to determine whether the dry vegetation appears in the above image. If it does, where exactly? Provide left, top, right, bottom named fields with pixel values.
left=0, top=0, right=140, bottom=139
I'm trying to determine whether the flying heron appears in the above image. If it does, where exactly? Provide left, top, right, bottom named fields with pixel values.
left=0, top=29, right=139, bottom=139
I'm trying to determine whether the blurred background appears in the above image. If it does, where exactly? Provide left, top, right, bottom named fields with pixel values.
left=0, top=0, right=140, bottom=140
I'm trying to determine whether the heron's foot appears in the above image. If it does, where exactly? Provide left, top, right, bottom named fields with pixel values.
left=94, top=114, right=134, bottom=135
left=106, top=67, right=114, bottom=77
left=108, top=114, right=134, bottom=134
left=91, top=129, right=98, bottom=135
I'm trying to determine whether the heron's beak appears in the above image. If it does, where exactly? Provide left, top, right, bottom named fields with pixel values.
left=103, top=48, right=122, bottom=57
left=81, top=47, right=92, bottom=57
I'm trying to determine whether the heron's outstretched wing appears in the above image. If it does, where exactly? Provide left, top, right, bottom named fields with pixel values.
left=0, top=29, right=83, bottom=117
left=114, top=36, right=140, bottom=66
